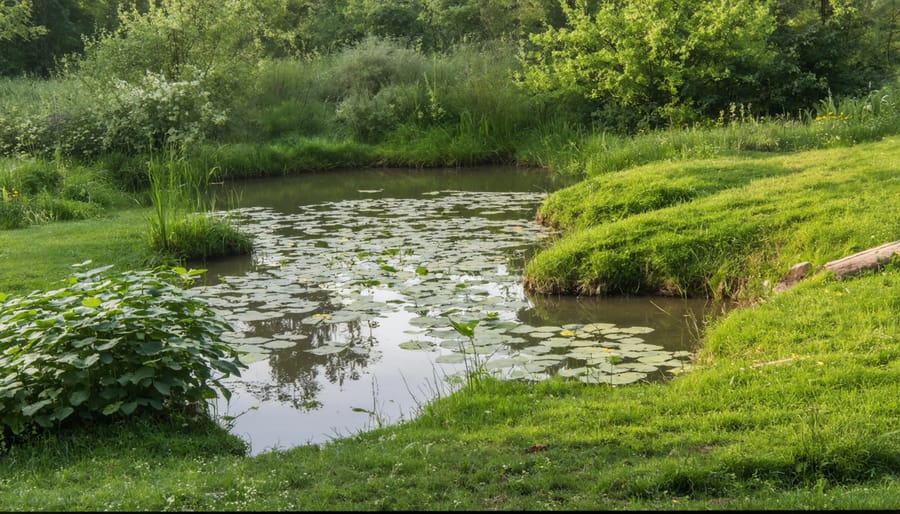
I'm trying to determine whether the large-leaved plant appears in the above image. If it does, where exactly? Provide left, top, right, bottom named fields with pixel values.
left=0, top=263, right=245, bottom=435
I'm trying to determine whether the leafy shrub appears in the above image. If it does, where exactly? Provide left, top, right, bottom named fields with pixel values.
left=33, top=194, right=103, bottom=222
left=99, top=71, right=229, bottom=154
left=0, top=265, right=246, bottom=435
left=335, top=88, right=402, bottom=142
left=326, top=36, right=427, bottom=99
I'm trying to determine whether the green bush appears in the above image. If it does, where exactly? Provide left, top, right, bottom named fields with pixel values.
left=0, top=265, right=246, bottom=436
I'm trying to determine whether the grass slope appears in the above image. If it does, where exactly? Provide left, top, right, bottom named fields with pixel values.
left=0, top=268, right=896, bottom=510
left=525, top=138, right=900, bottom=299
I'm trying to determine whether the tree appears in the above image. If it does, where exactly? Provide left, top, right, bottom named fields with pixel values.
left=0, top=0, right=45, bottom=41
left=756, top=0, right=899, bottom=115
left=521, top=0, right=776, bottom=130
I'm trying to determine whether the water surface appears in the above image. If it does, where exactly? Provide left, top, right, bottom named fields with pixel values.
left=201, top=167, right=712, bottom=454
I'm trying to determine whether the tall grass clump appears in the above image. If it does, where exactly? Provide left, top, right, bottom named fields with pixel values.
left=225, top=57, right=339, bottom=143
left=535, top=80, right=900, bottom=178
left=146, top=150, right=251, bottom=262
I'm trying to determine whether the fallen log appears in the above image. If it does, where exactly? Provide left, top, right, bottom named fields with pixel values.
left=823, top=240, right=900, bottom=279
left=775, top=240, right=900, bottom=292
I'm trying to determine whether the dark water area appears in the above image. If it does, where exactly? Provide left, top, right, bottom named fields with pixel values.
left=198, top=166, right=715, bottom=455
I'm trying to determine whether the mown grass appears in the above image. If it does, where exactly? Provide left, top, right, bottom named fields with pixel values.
left=524, top=137, right=900, bottom=299
left=0, top=208, right=153, bottom=296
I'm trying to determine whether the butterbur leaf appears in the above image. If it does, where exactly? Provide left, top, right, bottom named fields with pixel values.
left=69, top=390, right=90, bottom=406
left=102, top=402, right=123, bottom=415
left=120, top=401, right=138, bottom=415
left=81, top=297, right=102, bottom=308
left=138, top=340, right=163, bottom=355
left=153, top=380, right=170, bottom=395
left=53, top=406, right=74, bottom=421
left=34, top=318, right=57, bottom=328
left=22, top=399, right=52, bottom=416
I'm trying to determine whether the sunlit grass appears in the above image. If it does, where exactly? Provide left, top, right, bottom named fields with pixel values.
left=524, top=138, right=900, bottom=299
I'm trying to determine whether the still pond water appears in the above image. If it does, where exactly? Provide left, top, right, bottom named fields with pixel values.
left=201, top=166, right=712, bottom=455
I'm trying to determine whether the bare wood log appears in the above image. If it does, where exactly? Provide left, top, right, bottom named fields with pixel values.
left=823, top=240, right=900, bottom=279
left=774, top=241, right=900, bottom=293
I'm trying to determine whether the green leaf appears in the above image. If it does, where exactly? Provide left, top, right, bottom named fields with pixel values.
left=72, top=336, right=97, bottom=349
left=137, top=340, right=163, bottom=355
left=152, top=380, right=170, bottom=396
left=120, top=401, right=139, bottom=415
left=34, top=318, right=57, bottom=328
left=22, top=399, right=52, bottom=416
left=447, top=316, right=479, bottom=338
left=69, top=390, right=90, bottom=406
left=102, top=402, right=123, bottom=415
left=131, top=365, right=158, bottom=382
left=81, top=297, right=102, bottom=308
left=53, top=406, right=74, bottom=421
left=415, top=266, right=428, bottom=276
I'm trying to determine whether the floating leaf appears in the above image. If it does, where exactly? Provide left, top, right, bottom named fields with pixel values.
left=262, top=340, right=298, bottom=350
left=306, top=345, right=346, bottom=356
left=435, top=353, right=467, bottom=364
left=399, top=340, right=435, bottom=351
left=485, top=358, right=518, bottom=369
left=558, top=367, right=588, bottom=378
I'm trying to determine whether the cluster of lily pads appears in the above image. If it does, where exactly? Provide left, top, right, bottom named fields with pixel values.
left=423, top=319, right=692, bottom=384
left=201, top=189, right=694, bottom=396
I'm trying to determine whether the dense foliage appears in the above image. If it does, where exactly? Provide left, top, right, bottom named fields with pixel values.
left=522, top=0, right=776, bottom=128
left=2, top=1, right=896, bottom=131
left=0, top=264, right=245, bottom=435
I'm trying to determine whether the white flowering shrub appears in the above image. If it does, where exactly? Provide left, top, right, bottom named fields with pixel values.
left=0, top=72, right=227, bottom=158
left=98, top=70, right=229, bottom=154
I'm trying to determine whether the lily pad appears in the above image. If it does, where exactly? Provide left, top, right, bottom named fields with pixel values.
left=398, top=340, right=436, bottom=351
left=263, top=340, right=299, bottom=350
left=435, top=353, right=468, bottom=364
left=306, top=345, right=347, bottom=356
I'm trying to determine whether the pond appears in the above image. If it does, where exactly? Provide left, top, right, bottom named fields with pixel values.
left=201, top=166, right=714, bottom=455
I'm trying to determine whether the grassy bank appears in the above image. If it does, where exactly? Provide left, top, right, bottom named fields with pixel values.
left=524, top=138, right=900, bottom=300
left=1, top=134, right=898, bottom=509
